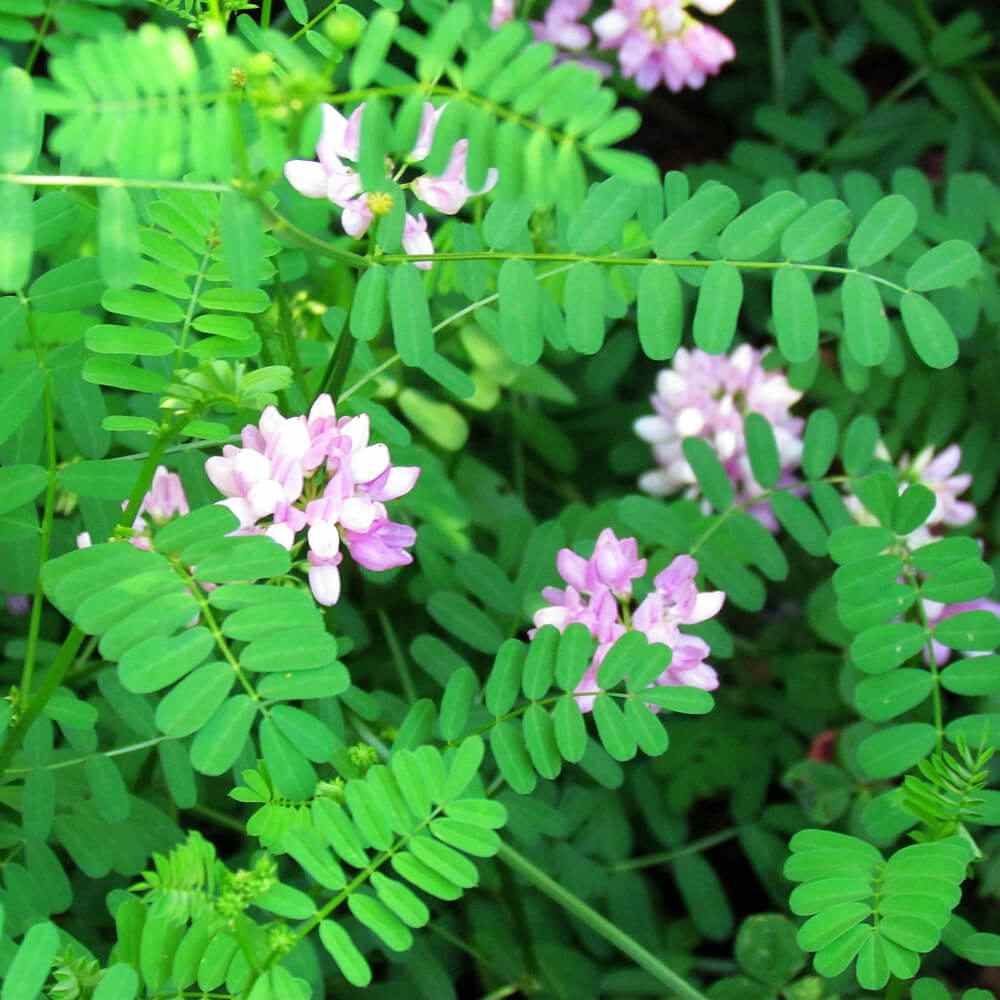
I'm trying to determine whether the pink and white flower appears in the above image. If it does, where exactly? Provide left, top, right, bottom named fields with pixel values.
left=635, top=346, right=804, bottom=522
left=206, top=394, right=420, bottom=607
left=531, top=0, right=594, bottom=50
left=531, top=531, right=725, bottom=712
left=593, top=0, right=736, bottom=92
left=77, top=465, right=190, bottom=552
left=284, top=102, right=497, bottom=267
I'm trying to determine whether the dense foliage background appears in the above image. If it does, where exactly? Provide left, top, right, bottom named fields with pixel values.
left=1, top=0, right=999, bottom=997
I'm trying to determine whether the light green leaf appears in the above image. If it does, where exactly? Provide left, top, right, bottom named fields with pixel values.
left=900, top=292, right=958, bottom=370
left=692, top=261, right=742, bottom=354
left=98, top=187, right=141, bottom=290
left=637, top=264, right=683, bottom=361
left=781, top=198, right=853, bottom=262
left=772, top=266, right=818, bottom=363
left=847, top=194, right=917, bottom=268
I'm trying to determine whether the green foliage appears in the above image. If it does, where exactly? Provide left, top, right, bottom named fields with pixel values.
left=1, top=0, right=999, bottom=996
left=787, top=830, right=971, bottom=990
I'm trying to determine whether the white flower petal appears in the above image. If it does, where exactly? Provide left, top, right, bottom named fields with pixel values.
left=283, top=160, right=329, bottom=199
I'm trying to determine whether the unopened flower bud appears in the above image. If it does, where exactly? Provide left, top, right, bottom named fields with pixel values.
left=366, top=191, right=394, bottom=216
left=323, top=7, right=365, bottom=48
left=230, top=67, right=247, bottom=89
left=247, top=52, right=274, bottom=76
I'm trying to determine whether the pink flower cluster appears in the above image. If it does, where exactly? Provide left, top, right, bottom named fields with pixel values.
left=206, top=395, right=419, bottom=606
left=284, top=103, right=497, bottom=269
left=491, top=0, right=734, bottom=91
left=594, top=0, right=736, bottom=91
left=531, top=528, right=725, bottom=711
left=77, top=465, right=190, bottom=551
left=635, top=346, right=804, bottom=524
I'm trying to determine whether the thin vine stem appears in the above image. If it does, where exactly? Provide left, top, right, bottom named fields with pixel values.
left=610, top=827, right=743, bottom=872
left=764, top=0, right=786, bottom=108
left=0, top=173, right=231, bottom=193
left=288, top=0, right=341, bottom=41
left=377, top=609, right=417, bottom=703
left=24, top=0, right=55, bottom=74
left=20, top=379, right=58, bottom=700
left=178, top=567, right=260, bottom=702
left=4, top=736, right=168, bottom=775
left=903, top=550, right=945, bottom=751
left=496, top=842, right=709, bottom=1000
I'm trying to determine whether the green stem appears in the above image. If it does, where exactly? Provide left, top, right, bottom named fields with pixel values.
left=20, top=381, right=58, bottom=699
left=188, top=803, right=247, bottom=834
left=906, top=555, right=944, bottom=752
left=478, top=984, right=521, bottom=1000
left=24, top=0, right=54, bottom=74
left=289, top=0, right=341, bottom=41
left=0, top=423, right=179, bottom=779
left=261, top=0, right=272, bottom=28
left=179, top=568, right=260, bottom=702
left=377, top=609, right=417, bottom=703
left=4, top=736, right=166, bottom=775
left=611, top=827, right=742, bottom=872
left=764, top=0, right=785, bottom=108
left=317, top=327, right=358, bottom=401
left=496, top=842, right=709, bottom=1000
left=0, top=174, right=230, bottom=194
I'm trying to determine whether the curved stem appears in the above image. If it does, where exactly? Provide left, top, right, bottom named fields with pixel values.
left=496, top=842, right=709, bottom=1000
left=611, top=827, right=742, bottom=873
